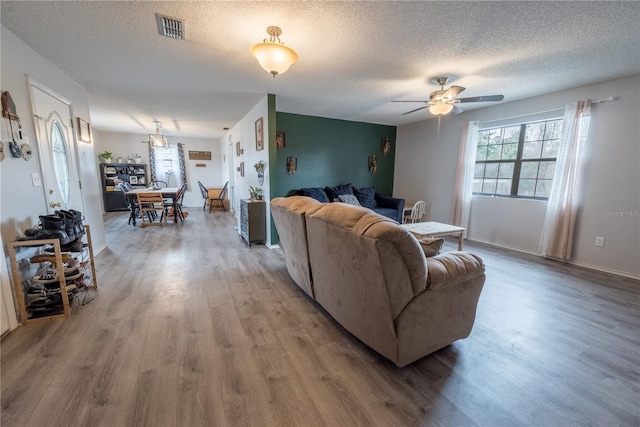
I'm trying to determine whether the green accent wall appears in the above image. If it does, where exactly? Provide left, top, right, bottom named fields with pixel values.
left=274, top=112, right=397, bottom=197
left=270, top=112, right=396, bottom=244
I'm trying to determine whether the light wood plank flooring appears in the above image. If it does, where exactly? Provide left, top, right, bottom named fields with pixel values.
left=2, top=208, right=639, bottom=426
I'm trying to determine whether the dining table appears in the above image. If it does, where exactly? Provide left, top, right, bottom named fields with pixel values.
left=125, top=187, right=180, bottom=225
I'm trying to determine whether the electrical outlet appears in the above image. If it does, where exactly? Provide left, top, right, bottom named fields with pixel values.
left=595, top=236, right=605, bottom=247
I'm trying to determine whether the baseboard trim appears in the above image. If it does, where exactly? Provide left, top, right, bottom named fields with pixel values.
left=466, top=237, right=640, bottom=280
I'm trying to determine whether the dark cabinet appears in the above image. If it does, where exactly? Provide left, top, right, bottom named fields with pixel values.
left=100, top=163, right=148, bottom=211
left=240, top=199, right=266, bottom=246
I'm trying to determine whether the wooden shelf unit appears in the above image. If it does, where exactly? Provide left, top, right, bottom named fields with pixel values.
left=7, top=224, right=98, bottom=324
left=101, top=163, right=148, bottom=211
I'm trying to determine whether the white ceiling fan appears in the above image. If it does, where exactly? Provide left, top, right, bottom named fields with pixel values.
left=393, top=76, right=504, bottom=116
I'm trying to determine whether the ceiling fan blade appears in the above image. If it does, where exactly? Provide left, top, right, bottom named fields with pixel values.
left=442, top=85, right=465, bottom=100
left=402, top=106, right=428, bottom=115
left=392, top=100, right=429, bottom=103
left=456, top=95, right=504, bottom=103
left=450, top=105, right=464, bottom=115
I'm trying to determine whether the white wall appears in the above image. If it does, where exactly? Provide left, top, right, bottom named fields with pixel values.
left=1, top=25, right=105, bottom=250
left=394, top=75, right=640, bottom=278
left=93, top=130, right=221, bottom=208
left=220, top=95, right=271, bottom=242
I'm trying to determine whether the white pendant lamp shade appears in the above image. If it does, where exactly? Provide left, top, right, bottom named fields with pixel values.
left=251, top=26, right=298, bottom=77
left=428, top=103, right=454, bottom=116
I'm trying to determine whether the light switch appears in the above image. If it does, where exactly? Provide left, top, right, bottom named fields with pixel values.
left=31, top=172, right=42, bottom=187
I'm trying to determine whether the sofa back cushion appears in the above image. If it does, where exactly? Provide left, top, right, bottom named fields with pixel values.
left=353, top=186, right=377, bottom=208
left=324, top=183, right=354, bottom=201
left=271, top=196, right=323, bottom=297
left=305, top=202, right=428, bottom=362
left=299, top=187, right=330, bottom=203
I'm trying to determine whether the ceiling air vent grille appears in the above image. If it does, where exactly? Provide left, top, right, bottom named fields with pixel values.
left=157, top=14, right=184, bottom=40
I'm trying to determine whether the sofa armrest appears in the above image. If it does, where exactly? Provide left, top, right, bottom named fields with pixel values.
left=426, top=252, right=485, bottom=290
left=374, top=193, right=405, bottom=223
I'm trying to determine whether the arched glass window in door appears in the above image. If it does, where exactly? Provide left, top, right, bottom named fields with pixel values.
left=51, top=121, right=70, bottom=204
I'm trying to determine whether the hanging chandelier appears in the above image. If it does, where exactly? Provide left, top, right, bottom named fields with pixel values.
left=251, top=26, right=298, bottom=77
left=149, top=120, right=168, bottom=149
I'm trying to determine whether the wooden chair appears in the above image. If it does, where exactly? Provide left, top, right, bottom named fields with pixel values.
left=153, top=180, right=168, bottom=188
left=209, top=181, right=228, bottom=212
left=137, top=192, right=165, bottom=227
left=403, top=200, right=426, bottom=224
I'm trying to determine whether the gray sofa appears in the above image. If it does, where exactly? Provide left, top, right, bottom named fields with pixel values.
left=271, top=196, right=486, bottom=367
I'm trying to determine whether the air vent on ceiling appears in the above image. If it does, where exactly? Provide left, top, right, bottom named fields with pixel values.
left=157, top=14, right=184, bottom=40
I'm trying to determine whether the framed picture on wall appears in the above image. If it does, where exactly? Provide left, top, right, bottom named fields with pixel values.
left=77, top=117, right=91, bottom=143
left=236, top=141, right=241, bottom=156
left=255, top=117, right=264, bottom=151
left=240, top=161, right=245, bottom=177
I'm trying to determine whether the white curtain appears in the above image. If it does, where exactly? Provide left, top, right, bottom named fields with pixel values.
left=540, top=100, right=592, bottom=259
left=451, top=121, right=479, bottom=238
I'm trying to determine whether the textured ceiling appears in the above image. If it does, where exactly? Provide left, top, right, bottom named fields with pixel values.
left=2, top=1, right=639, bottom=139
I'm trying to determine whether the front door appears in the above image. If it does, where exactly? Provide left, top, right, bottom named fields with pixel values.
left=29, top=81, right=84, bottom=213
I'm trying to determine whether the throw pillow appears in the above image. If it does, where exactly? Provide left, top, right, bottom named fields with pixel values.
left=353, top=186, right=377, bottom=208
left=420, top=238, right=445, bottom=257
left=338, top=194, right=362, bottom=206
left=300, top=187, right=330, bottom=203
left=325, top=183, right=354, bottom=201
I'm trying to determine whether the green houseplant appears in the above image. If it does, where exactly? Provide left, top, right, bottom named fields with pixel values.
left=249, top=186, right=263, bottom=201
left=98, top=151, right=113, bottom=163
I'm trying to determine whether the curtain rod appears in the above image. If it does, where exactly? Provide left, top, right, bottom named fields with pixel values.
left=479, top=96, right=616, bottom=125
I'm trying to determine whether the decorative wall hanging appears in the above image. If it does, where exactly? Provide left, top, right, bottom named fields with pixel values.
left=188, top=150, right=211, bottom=160
left=368, top=155, right=378, bottom=174
left=381, top=136, right=391, bottom=156
left=236, top=142, right=241, bottom=156
left=20, top=143, right=33, bottom=161
left=254, top=160, right=265, bottom=185
left=276, top=131, right=286, bottom=149
left=2, top=91, right=24, bottom=158
left=286, top=156, right=297, bottom=175
left=240, top=161, right=245, bottom=177
left=0, top=141, right=4, bottom=162
left=255, top=117, right=264, bottom=151
left=77, top=117, right=92, bottom=143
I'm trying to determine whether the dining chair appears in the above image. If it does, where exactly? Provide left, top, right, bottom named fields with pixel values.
left=137, top=192, right=166, bottom=227
left=118, top=182, right=139, bottom=225
left=209, top=181, right=228, bottom=212
left=198, top=181, right=209, bottom=210
left=153, top=180, right=168, bottom=188
left=166, top=183, right=187, bottom=222
left=404, top=200, right=426, bottom=224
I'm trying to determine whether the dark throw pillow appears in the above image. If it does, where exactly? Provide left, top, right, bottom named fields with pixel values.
left=338, top=194, right=362, bottom=206
left=325, top=183, right=354, bottom=201
left=300, top=187, right=330, bottom=203
left=353, top=186, right=377, bottom=208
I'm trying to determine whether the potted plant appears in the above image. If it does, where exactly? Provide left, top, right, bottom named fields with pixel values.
left=254, top=161, right=265, bottom=185
left=249, top=186, right=263, bottom=201
left=132, top=153, right=143, bottom=164
left=98, top=151, right=113, bottom=163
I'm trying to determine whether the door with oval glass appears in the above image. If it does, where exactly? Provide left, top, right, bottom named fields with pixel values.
left=29, top=82, right=84, bottom=214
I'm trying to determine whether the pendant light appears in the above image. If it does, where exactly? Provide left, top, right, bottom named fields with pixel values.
left=149, top=120, right=168, bottom=149
left=251, top=26, right=298, bottom=77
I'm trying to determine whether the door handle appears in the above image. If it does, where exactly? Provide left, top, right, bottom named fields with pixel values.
left=49, top=201, right=61, bottom=208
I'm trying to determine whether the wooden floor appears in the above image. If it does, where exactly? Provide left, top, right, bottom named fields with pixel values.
left=2, top=209, right=639, bottom=426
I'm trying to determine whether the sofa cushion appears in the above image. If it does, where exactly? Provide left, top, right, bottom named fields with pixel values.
left=370, top=207, right=397, bottom=221
left=325, top=183, right=354, bottom=201
left=353, top=186, right=377, bottom=208
left=300, top=187, right=330, bottom=203
left=338, top=194, right=362, bottom=206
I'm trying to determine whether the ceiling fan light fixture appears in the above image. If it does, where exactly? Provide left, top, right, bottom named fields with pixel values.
left=428, top=103, right=454, bottom=116
left=251, top=26, right=298, bottom=77
left=149, top=121, right=168, bottom=149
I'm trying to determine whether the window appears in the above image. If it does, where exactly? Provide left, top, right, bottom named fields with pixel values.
left=152, top=143, right=183, bottom=188
left=473, top=118, right=563, bottom=199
